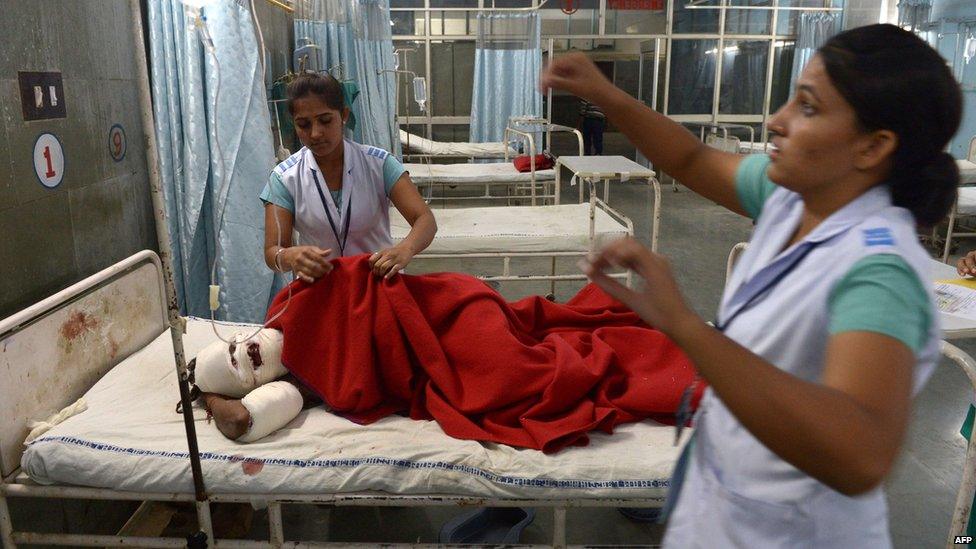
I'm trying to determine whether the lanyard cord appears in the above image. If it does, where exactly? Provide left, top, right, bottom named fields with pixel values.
left=673, top=236, right=835, bottom=446
left=714, top=240, right=820, bottom=332
left=311, top=169, right=352, bottom=256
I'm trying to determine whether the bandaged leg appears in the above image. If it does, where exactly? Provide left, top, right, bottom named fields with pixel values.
left=237, top=380, right=304, bottom=443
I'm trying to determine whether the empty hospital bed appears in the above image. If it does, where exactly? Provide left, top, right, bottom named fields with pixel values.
left=0, top=251, right=683, bottom=548
left=399, top=129, right=517, bottom=160
left=393, top=156, right=660, bottom=295
left=404, top=119, right=584, bottom=205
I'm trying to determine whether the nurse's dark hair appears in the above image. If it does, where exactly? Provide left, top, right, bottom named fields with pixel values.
left=286, top=72, right=344, bottom=114
left=818, top=24, right=962, bottom=227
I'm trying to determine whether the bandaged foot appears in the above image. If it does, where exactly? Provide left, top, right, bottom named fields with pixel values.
left=237, top=381, right=304, bottom=442
left=204, top=381, right=304, bottom=442
left=193, top=329, right=288, bottom=398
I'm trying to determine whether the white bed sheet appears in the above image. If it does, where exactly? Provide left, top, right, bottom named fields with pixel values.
left=404, top=162, right=556, bottom=184
left=391, top=204, right=630, bottom=254
left=400, top=130, right=513, bottom=158
left=22, top=318, right=679, bottom=499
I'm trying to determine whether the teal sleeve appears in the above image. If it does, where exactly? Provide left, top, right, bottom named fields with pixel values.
left=383, top=155, right=407, bottom=196
left=734, top=154, right=778, bottom=220
left=828, top=254, right=931, bottom=353
left=259, top=172, right=294, bottom=213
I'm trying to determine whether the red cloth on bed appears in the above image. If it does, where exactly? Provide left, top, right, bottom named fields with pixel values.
left=266, top=255, right=701, bottom=453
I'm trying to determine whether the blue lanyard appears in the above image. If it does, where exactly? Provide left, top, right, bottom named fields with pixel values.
left=310, top=169, right=352, bottom=256
left=714, top=240, right=818, bottom=331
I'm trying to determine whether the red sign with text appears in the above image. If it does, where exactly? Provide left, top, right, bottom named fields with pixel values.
left=608, top=0, right=663, bottom=9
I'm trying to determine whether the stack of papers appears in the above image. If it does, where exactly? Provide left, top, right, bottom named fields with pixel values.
left=935, top=278, right=976, bottom=320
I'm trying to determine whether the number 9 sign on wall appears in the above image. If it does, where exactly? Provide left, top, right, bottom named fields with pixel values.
left=33, top=132, right=65, bottom=189
left=109, top=124, right=126, bottom=162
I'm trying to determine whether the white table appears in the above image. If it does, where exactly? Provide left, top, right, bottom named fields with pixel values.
left=555, top=155, right=661, bottom=252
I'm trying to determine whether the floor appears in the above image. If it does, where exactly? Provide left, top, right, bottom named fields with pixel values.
left=7, top=132, right=974, bottom=547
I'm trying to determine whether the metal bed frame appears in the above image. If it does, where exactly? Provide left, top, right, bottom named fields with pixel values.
left=0, top=251, right=670, bottom=548
left=409, top=118, right=583, bottom=207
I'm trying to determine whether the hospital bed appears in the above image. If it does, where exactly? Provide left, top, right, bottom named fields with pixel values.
left=399, top=129, right=517, bottom=160
left=0, top=251, right=683, bottom=548
left=392, top=155, right=660, bottom=294
left=939, top=137, right=976, bottom=262
left=404, top=119, right=584, bottom=206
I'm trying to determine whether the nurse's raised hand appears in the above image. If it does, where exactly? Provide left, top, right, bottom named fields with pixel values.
left=539, top=53, right=614, bottom=104
left=369, top=244, right=414, bottom=280
left=284, top=246, right=333, bottom=283
left=579, top=237, right=700, bottom=337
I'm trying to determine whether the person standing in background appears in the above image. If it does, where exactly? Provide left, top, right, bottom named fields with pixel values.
left=578, top=98, right=606, bottom=156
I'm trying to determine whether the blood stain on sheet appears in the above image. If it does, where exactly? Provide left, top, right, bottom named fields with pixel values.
left=242, top=458, right=264, bottom=475
left=228, top=342, right=238, bottom=369
left=246, top=342, right=263, bottom=369
left=60, top=311, right=99, bottom=340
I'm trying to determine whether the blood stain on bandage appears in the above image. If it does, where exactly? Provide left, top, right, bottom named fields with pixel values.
left=246, top=342, right=263, bottom=369
left=228, top=342, right=238, bottom=369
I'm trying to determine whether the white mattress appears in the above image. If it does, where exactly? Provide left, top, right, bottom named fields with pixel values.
left=22, top=318, right=679, bottom=499
left=400, top=129, right=513, bottom=158
left=958, top=159, right=976, bottom=185
left=392, top=203, right=631, bottom=254
left=405, top=162, right=556, bottom=184
left=739, top=142, right=771, bottom=154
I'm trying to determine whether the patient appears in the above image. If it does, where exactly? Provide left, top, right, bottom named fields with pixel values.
left=190, top=254, right=699, bottom=452
left=188, top=328, right=319, bottom=442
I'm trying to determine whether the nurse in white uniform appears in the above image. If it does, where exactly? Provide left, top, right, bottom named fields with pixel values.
left=543, top=24, right=962, bottom=547
left=261, top=72, right=436, bottom=282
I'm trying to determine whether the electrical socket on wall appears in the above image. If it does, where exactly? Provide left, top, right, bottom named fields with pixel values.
left=18, top=72, right=67, bottom=121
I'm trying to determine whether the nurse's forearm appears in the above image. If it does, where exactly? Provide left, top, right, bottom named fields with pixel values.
left=670, top=319, right=907, bottom=496
left=400, top=211, right=437, bottom=256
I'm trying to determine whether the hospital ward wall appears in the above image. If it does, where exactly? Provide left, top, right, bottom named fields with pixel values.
left=930, top=0, right=976, bottom=161
left=0, top=0, right=156, bottom=319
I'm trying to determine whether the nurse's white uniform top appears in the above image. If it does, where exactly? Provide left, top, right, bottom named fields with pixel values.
left=662, top=155, right=940, bottom=548
left=260, top=139, right=404, bottom=257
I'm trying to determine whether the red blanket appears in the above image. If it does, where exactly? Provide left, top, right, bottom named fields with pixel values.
left=266, top=255, right=700, bottom=453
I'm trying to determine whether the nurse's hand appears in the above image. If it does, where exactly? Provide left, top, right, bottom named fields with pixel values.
left=284, top=246, right=333, bottom=283
left=579, top=237, right=700, bottom=337
left=958, top=250, right=976, bottom=277
left=369, top=245, right=413, bottom=279
left=539, top=53, right=615, bottom=104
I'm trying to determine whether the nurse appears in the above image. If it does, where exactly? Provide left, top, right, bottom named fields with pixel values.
left=261, top=72, right=436, bottom=282
left=543, top=24, right=961, bottom=547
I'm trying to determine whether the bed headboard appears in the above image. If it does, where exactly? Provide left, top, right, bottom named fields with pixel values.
left=0, top=250, right=169, bottom=477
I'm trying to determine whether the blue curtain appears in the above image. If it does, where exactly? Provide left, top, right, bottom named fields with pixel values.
left=898, top=0, right=932, bottom=32
left=294, top=0, right=400, bottom=155
left=789, top=12, right=841, bottom=95
left=470, top=13, right=543, bottom=143
left=148, top=0, right=282, bottom=323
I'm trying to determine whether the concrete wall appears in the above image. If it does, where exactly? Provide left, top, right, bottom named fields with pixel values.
left=0, top=0, right=156, bottom=319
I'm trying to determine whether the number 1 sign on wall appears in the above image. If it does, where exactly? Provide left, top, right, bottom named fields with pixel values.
left=33, top=132, right=65, bottom=189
